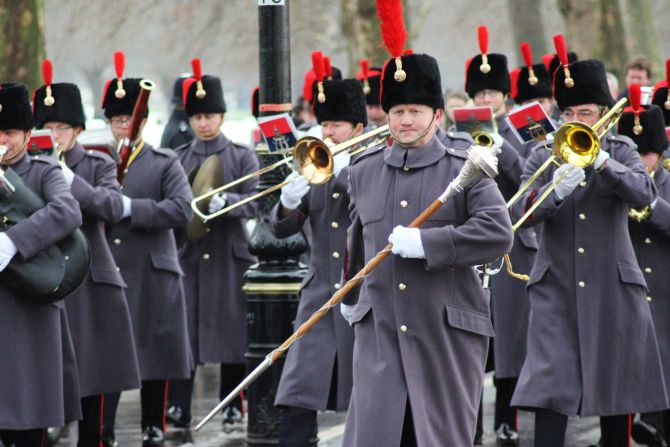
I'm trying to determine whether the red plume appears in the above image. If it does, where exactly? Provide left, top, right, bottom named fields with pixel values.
left=520, top=43, right=533, bottom=67
left=376, top=0, right=407, bottom=58
left=629, top=84, right=641, bottom=112
left=191, top=58, right=203, bottom=81
left=182, top=78, right=196, bottom=107
left=359, top=59, right=370, bottom=80
left=541, top=53, right=554, bottom=71
left=553, top=35, right=568, bottom=66
left=42, top=59, right=53, bottom=86
left=323, top=56, right=333, bottom=78
left=666, top=58, right=670, bottom=85
left=403, top=48, right=413, bottom=55
left=478, top=26, right=489, bottom=54
left=114, top=51, right=125, bottom=78
left=311, top=51, right=324, bottom=82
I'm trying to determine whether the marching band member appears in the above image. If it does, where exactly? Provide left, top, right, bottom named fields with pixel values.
left=620, top=89, right=670, bottom=447
left=33, top=62, right=141, bottom=447
left=356, top=59, right=387, bottom=128
left=169, top=60, right=259, bottom=430
left=0, top=82, right=82, bottom=446
left=340, top=2, right=513, bottom=444
left=511, top=58, right=668, bottom=447
left=102, top=55, right=193, bottom=446
left=465, top=28, right=538, bottom=445
left=271, top=61, right=366, bottom=446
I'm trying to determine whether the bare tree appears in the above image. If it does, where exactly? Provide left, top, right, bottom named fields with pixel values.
left=506, top=0, right=549, bottom=64
left=624, top=0, right=661, bottom=78
left=0, top=0, right=46, bottom=90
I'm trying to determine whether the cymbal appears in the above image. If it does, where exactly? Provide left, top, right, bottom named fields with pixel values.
left=186, top=154, right=223, bottom=242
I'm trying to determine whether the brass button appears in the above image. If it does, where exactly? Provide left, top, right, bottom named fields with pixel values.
left=334, top=283, right=341, bottom=290
left=448, top=131, right=455, bottom=137
left=332, top=192, right=340, bottom=199
left=202, top=253, right=210, bottom=260
left=64, top=255, right=70, bottom=261
left=645, top=267, right=652, bottom=273
left=579, top=181, right=587, bottom=187
left=645, top=237, right=652, bottom=244
left=577, top=247, right=585, bottom=254
left=400, top=325, right=408, bottom=333
left=578, top=281, right=585, bottom=288
left=398, top=283, right=407, bottom=291
left=647, top=296, right=653, bottom=302
left=113, top=238, right=121, bottom=245
left=579, top=213, right=586, bottom=220
left=332, top=251, right=340, bottom=259
left=400, top=200, right=408, bottom=208
left=116, top=266, right=120, bottom=272
left=331, top=221, right=339, bottom=229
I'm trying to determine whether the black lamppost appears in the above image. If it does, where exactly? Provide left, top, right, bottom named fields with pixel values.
left=245, top=1, right=308, bottom=445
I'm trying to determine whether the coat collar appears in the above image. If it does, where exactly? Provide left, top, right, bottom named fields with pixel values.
left=63, top=143, right=86, bottom=167
left=384, top=135, right=447, bottom=169
left=654, top=163, right=668, bottom=187
left=496, top=113, right=510, bottom=133
left=7, top=152, right=31, bottom=175
left=192, top=133, right=230, bottom=155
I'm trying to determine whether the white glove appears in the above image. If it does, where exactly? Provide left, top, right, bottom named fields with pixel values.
left=122, top=195, right=132, bottom=219
left=60, top=162, right=75, bottom=187
left=594, top=150, right=610, bottom=170
left=340, top=302, right=355, bottom=326
left=388, top=225, right=426, bottom=259
left=0, top=232, right=18, bottom=272
left=280, top=171, right=310, bottom=210
left=491, top=132, right=504, bottom=149
left=208, top=193, right=228, bottom=213
left=333, top=151, right=351, bottom=177
left=553, top=164, right=586, bottom=200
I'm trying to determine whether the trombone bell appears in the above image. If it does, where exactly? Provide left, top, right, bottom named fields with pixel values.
left=552, top=122, right=599, bottom=167
left=293, top=137, right=334, bottom=185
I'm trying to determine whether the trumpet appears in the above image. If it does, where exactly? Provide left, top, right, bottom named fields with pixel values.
left=191, top=124, right=390, bottom=222
left=508, top=98, right=627, bottom=231
left=471, top=131, right=494, bottom=147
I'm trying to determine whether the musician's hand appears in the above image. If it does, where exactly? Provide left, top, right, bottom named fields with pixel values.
left=491, top=132, right=504, bottom=149
left=388, top=225, right=426, bottom=259
left=333, top=151, right=351, bottom=177
left=594, top=150, right=610, bottom=170
left=340, top=302, right=355, bottom=326
left=280, top=172, right=310, bottom=210
left=0, top=232, right=18, bottom=272
left=122, top=195, right=132, bottom=219
left=60, top=162, right=75, bottom=187
left=208, top=193, right=228, bottom=213
left=553, top=164, right=585, bottom=200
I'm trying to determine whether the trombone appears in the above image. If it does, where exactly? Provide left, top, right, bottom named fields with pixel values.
left=507, top=98, right=627, bottom=231
left=191, top=124, right=390, bottom=222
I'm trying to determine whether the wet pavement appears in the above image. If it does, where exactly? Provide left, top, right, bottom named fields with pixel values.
left=52, top=366, right=643, bottom=446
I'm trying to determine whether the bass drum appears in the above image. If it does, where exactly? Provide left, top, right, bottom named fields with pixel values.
left=0, top=167, right=90, bottom=303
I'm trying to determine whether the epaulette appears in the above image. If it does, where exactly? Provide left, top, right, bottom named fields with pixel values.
left=606, top=133, right=635, bottom=148
left=351, top=142, right=386, bottom=166
left=444, top=146, right=469, bottom=160
left=231, top=142, right=253, bottom=152
left=444, top=130, right=475, bottom=143
left=30, top=154, right=59, bottom=166
left=83, top=148, right=113, bottom=162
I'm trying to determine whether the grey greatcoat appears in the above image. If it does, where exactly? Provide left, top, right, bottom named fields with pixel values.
left=342, top=137, right=514, bottom=447
left=511, top=135, right=669, bottom=416
left=0, top=153, right=82, bottom=429
left=63, top=143, right=141, bottom=397
left=629, top=165, right=670, bottom=389
left=107, top=142, right=193, bottom=381
left=175, top=134, right=258, bottom=364
left=270, top=168, right=354, bottom=412
left=489, top=114, right=538, bottom=377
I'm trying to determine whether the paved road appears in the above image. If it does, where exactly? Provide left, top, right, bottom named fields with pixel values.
left=51, top=366, right=644, bottom=446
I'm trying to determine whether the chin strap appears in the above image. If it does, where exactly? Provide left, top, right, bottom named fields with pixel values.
left=389, top=112, right=438, bottom=147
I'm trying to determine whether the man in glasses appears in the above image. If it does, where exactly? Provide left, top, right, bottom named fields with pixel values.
left=511, top=59, right=667, bottom=447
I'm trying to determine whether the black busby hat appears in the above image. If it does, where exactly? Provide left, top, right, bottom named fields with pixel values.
left=380, top=53, right=444, bottom=112
left=516, top=64, right=552, bottom=104
left=312, top=79, right=367, bottom=126
left=357, top=60, right=382, bottom=106
left=183, top=59, right=226, bottom=116
left=465, top=26, right=510, bottom=97
left=0, top=83, right=34, bottom=131
left=34, top=59, right=86, bottom=129
left=101, top=51, right=148, bottom=119
left=554, top=60, right=614, bottom=110
left=650, top=59, right=670, bottom=126
left=619, top=84, right=668, bottom=155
